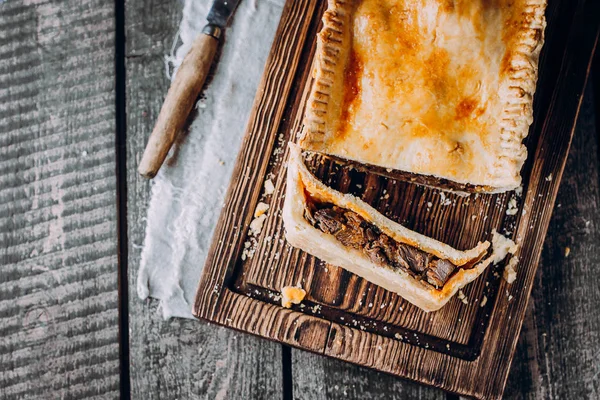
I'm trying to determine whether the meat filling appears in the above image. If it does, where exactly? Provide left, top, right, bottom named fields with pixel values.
left=305, top=202, right=458, bottom=288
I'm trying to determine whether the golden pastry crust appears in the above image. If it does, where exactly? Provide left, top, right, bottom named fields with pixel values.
left=300, top=0, right=547, bottom=192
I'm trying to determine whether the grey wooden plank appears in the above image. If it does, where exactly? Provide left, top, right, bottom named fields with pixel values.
left=292, top=350, right=446, bottom=399
left=125, top=0, right=284, bottom=398
left=504, top=74, right=600, bottom=399
left=0, top=1, right=120, bottom=399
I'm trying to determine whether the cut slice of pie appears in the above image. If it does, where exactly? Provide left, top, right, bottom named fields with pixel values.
left=283, top=144, right=511, bottom=311
left=300, top=0, right=547, bottom=192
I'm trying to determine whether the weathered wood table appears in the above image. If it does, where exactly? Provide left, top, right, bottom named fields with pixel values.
left=1, top=0, right=599, bottom=399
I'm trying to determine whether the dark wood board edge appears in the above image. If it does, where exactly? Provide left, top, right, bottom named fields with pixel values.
left=197, top=289, right=332, bottom=353
left=193, top=0, right=600, bottom=399
left=193, top=0, right=320, bottom=320
left=230, top=280, right=486, bottom=360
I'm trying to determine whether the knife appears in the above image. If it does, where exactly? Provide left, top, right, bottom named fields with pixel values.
left=138, top=0, right=243, bottom=178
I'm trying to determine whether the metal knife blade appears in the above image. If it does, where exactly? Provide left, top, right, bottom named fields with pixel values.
left=207, top=0, right=243, bottom=28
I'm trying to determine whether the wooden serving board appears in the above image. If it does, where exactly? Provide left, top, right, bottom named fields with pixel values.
left=193, top=1, right=599, bottom=398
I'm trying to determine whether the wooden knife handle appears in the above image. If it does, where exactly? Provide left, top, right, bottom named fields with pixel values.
left=138, top=27, right=221, bottom=178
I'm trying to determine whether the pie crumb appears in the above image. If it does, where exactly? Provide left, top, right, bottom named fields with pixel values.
left=254, top=202, right=269, bottom=218
left=241, top=238, right=257, bottom=260
left=249, top=214, right=267, bottom=236
left=515, top=185, right=523, bottom=197
left=564, top=247, right=571, bottom=257
left=491, top=230, right=518, bottom=264
left=439, top=192, right=452, bottom=206
left=506, top=197, right=518, bottom=215
left=503, top=256, right=519, bottom=284
left=264, top=179, right=275, bottom=195
left=480, top=295, right=488, bottom=307
left=281, top=286, right=306, bottom=308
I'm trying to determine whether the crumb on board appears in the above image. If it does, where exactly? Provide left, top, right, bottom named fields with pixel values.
left=503, top=256, right=519, bottom=284
left=439, top=192, right=452, bottom=206
left=264, top=179, right=275, bottom=195
left=565, top=247, right=571, bottom=257
left=480, top=295, right=488, bottom=307
left=515, top=185, right=523, bottom=197
left=545, top=173, right=553, bottom=182
left=254, top=202, right=269, bottom=218
left=457, top=290, right=468, bottom=305
left=491, top=229, right=518, bottom=265
left=506, top=197, right=518, bottom=215
left=302, top=150, right=315, bottom=162
left=281, top=286, right=306, bottom=308
left=241, top=237, right=257, bottom=261
left=249, top=214, right=267, bottom=236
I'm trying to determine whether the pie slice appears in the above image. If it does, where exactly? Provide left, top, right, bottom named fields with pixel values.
left=300, top=0, right=547, bottom=192
left=283, top=144, right=507, bottom=312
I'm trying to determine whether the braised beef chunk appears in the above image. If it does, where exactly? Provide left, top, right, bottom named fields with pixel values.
left=335, top=211, right=368, bottom=248
left=335, top=226, right=367, bottom=248
left=395, top=243, right=432, bottom=274
left=365, top=227, right=379, bottom=242
left=313, top=207, right=345, bottom=235
left=304, top=201, right=318, bottom=226
left=304, top=200, right=458, bottom=288
left=376, top=234, right=401, bottom=268
left=364, top=241, right=387, bottom=265
left=426, top=259, right=456, bottom=287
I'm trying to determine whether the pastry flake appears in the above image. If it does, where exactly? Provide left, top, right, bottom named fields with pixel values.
left=281, top=285, right=307, bottom=308
left=300, top=0, right=547, bottom=192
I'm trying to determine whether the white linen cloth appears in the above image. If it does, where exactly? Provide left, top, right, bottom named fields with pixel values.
left=137, top=0, right=285, bottom=318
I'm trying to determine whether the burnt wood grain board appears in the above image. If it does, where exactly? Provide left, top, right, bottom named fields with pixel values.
left=194, top=0, right=600, bottom=399
left=0, top=0, right=120, bottom=399
left=124, top=0, right=285, bottom=398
